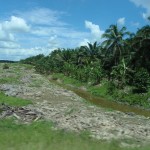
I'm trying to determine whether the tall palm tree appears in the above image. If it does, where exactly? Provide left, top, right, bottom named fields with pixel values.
left=102, top=24, right=130, bottom=65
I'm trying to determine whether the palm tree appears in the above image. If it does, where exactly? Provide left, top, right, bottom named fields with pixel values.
left=73, top=47, right=89, bottom=68
left=102, top=24, right=130, bottom=66
left=81, top=42, right=101, bottom=62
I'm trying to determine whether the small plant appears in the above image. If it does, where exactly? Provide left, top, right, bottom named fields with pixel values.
left=3, top=64, right=9, bottom=69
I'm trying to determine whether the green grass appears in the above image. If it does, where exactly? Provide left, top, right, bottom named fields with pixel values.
left=89, top=84, right=150, bottom=108
left=88, top=83, right=107, bottom=98
left=18, top=63, right=34, bottom=70
left=50, top=74, right=113, bottom=102
left=0, top=77, right=20, bottom=84
left=50, top=74, right=112, bottom=101
left=120, top=94, right=150, bottom=108
left=51, top=73, right=83, bottom=87
left=0, top=63, right=33, bottom=72
left=0, top=119, right=149, bottom=150
left=12, top=63, right=33, bottom=72
left=0, top=92, right=32, bottom=106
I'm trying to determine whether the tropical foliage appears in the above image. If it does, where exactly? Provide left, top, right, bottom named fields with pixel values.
left=20, top=24, right=150, bottom=107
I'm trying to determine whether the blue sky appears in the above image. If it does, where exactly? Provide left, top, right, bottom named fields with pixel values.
left=0, top=0, right=150, bottom=60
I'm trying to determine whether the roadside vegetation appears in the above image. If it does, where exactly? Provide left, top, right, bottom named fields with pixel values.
left=0, top=119, right=149, bottom=150
left=21, top=24, right=150, bottom=108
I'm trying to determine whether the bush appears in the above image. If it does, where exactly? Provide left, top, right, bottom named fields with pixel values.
left=3, top=64, right=9, bottom=69
left=107, top=81, right=117, bottom=95
left=121, top=93, right=150, bottom=106
left=132, top=68, right=150, bottom=93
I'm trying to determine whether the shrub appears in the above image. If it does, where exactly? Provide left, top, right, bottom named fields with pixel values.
left=121, top=93, right=149, bottom=106
left=3, top=64, right=9, bottom=69
left=107, top=81, right=117, bottom=95
left=132, top=68, right=150, bottom=93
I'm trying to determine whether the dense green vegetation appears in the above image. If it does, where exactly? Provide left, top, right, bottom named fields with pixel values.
left=21, top=24, right=150, bottom=108
left=0, top=119, right=149, bottom=150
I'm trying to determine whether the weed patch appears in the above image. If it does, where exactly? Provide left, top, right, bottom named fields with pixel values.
left=0, top=92, right=32, bottom=106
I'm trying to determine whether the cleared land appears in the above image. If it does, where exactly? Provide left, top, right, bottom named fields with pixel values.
left=0, top=63, right=150, bottom=149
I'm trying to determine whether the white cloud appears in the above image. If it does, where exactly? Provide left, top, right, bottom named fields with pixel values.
left=129, top=0, right=150, bottom=20
left=0, top=25, right=15, bottom=41
left=0, top=16, right=30, bottom=53
left=33, top=20, right=104, bottom=48
left=0, top=46, right=53, bottom=61
left=142, top=13, right=150, bottom=20
left=31, top=27, right=50, bottom=36
left=117, top=17, right=125, bottom=26
left=2, top=16, right=30, bottom=33
left=30, top=47, right=53, bottom=55
left=0, top=8, right=105, bottom=61
left=131, top=21, right=140, bottom=27
left=85, top=20, right=103, bottom=40
left=31, top=26, right=91, bottom=48
left=20, top=8, right=66, bottom=26
left=0, top=41, right=20, bottom=49
left=47, top=35, right=61, bottom=49
left=129, top=0, right=150, bottom=7
left=78, top=20, right=104, bottom=46
left=78, top=38, right=90, bottom=46
left=31, top=26, right=89, bottom=38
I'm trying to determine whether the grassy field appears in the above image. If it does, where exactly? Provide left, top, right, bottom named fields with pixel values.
left=0, top=119, right=150, bottom=150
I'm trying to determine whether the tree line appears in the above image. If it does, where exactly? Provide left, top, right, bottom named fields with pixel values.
left=21, top=24, right=150, bottom=95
